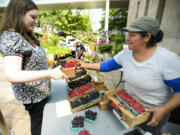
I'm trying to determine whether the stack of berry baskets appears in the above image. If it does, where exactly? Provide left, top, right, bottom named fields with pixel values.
left=68, top=83, right=95, bottom=101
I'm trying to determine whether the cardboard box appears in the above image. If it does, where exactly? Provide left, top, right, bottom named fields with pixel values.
left=61, top=67, right=75, bottom=78
left=98, top=100, right=110, bottom=110
left=106, top=89, right=151, bottom=127
left=71, top=98, right=103, bottom=113
left=70, top=91, right=104, bottom=113
left=94, top=83, right=108, bottom=91
left=68, top=86, right=96, bottom=102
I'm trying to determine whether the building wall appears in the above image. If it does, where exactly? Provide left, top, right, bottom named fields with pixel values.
left=159, top=0, right=180, bottom=54
left=127, top=0, right=180, bottom=54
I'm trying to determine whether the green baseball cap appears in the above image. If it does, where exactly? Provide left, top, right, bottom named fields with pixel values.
left=123, top=16, right=160, bottom=36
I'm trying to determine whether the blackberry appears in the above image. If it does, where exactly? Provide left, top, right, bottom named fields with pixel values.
left=71, top=116, right=84, bottom=128
left=68, top=75, right=92, bottom=89
left=89, top=91, right=100, bottom=100
left=69, top=69, right=87, bottom=81
left=71, top=100, right=81, bottom=109
left=85, top=110, right=97, bottom=121
left=79, top=96, right=92, bottom=105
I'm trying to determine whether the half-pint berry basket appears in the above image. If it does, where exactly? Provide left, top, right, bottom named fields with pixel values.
left=106, top=89, right=151, bottom=127
left=67, top=83, right=96, bottom=102
left=70, top=91, right=104, bottom=113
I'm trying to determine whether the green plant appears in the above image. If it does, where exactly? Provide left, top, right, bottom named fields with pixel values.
left=82, top=54, right=101, bottom=63
left=0, top=53, right=2, bottom=57
left=110, top=42, right=126, bottom=57
left=82, top=54, right=93, bottom=63
left=49, top=35, right=60, bottom=46
left=39, top=33, right=72, bottom=59
left=38, top=9, right=92, bottom=32
left=91, top=55, right=101, bottom=63
left=98, top=43, right=113, bottom=54
left=111, top=35, right=125, bottom=44
left=106, top=35, right=126, bottom=57
left=100, top=8, right=128, bottom=31
left=59, top=36, right=66, bottom=41
left=46, top=46, right=72, bottom=59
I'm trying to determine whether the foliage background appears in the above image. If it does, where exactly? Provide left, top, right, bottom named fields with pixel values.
left=100, top=8, right=128, bottom=31
left=38, top=9, right=92, bottom=32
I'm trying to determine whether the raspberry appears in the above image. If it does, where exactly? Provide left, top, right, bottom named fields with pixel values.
left=78, top=129, right=90, bottom=135
left=116, top=91, right=145, bottom=114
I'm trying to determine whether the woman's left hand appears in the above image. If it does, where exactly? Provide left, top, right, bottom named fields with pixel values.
left=146, top=106, right=167, bottom=127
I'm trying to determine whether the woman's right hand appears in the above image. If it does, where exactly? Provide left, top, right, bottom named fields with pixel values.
left=75, top=59, right=84, bottom=70
left=48, top=65, right=67, bottom=80
left=75, top=59, right=100, bottom=71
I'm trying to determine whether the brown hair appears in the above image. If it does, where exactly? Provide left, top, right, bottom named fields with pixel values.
left=0, top=0, right=40, bottom=46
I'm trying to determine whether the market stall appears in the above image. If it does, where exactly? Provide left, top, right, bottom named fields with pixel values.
left=41, top=79, right=150, bottom=135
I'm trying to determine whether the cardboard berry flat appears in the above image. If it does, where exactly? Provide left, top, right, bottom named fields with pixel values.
left=106, top=89, right=151, bottom=127
left=60, top=67, right=76, bottom=78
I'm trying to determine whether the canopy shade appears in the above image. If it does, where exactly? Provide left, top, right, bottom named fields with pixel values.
left=0, top=0, right=129, bottom=13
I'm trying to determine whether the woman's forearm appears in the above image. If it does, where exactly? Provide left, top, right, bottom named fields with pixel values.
left=82, top=63, right=100, bottom=71
left=3, top=56, right=65, bottom=83
left=5, top=70, right=51, bottom=83
left=78, top=50, right=83, bottom=58
left=76, top=51, right=79, bottom=58
left=162, top=93, right=180, bottom=114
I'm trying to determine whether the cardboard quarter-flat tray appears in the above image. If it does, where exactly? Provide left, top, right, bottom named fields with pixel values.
left=61, top=67, right=76, bottom=78
left=106, top=89, right=151, bottom=127
left=68, top=86, right=96, bottom=102
left=71, top=97, right=103, bottom=113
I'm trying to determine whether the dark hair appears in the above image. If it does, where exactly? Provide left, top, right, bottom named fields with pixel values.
left=0, top=0, right=40, bottom=45
left=139, top=30, right=164, bottom=48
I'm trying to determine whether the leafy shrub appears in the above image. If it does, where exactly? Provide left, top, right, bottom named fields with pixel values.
left=98, top=43, right=113, bottom=54
left=82, top=54, right=101, bottom=63
left=91, top=55, right=101, bottom=63
left=110, top=42, right=126, bottom=57
left=59, top=36, right=66, bottom=41
left=39, top=34, right=72, bottom=59
left=82, top=54, right=93, bottom=63
left=49, top=35, right=60, bottom=46
left=46, top=46, right=72, bottom=59
left=111, top=35, right=125, bottom=44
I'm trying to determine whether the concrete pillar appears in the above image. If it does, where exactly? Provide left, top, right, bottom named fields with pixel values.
left=105, top=0, right=110, bottom=44
left=127, top=0, right=139, bottom=26
left=126, top=0, right=180, bottom=54
left=159, top=0, right=180, bottom=54
left=147, top=0, right=160, bottom=19
left=127, top=0, right=161, bottom=25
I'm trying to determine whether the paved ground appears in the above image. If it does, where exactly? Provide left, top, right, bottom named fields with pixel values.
left=0, top=58, right=30, bottom=135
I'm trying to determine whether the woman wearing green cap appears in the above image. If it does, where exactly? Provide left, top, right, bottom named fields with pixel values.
left=77, top=16, right=180, bottom=134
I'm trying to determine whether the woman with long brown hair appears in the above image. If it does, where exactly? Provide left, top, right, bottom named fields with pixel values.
left=0, top=0, right=66, bottom=135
